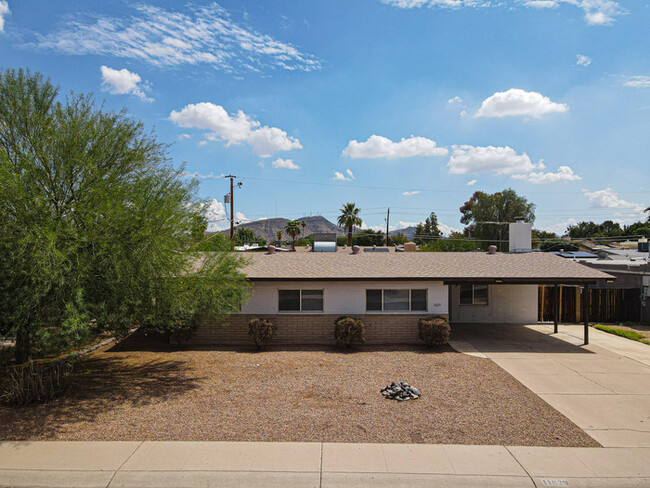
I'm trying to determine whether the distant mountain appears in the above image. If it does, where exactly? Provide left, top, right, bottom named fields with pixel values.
left=220, top=215, right=346, bottom=242
left=389, top=226, right=416, bottom=240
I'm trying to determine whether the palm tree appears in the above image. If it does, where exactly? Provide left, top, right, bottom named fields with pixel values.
left=276, top=230, right=283, bottom=243
left=337, top=202, right=363, bottom=247
left=285, top=220, right=304, bottom=251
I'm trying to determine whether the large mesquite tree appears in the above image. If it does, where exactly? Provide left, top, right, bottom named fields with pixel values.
left=460, top=189, right=535, bottom=251
left=0, top=68, right=249, bottom=363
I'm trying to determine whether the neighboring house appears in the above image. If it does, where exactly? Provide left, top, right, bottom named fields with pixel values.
left=191, top=239, right=613, bottom=345
left=543, top=241, right=649, bottom=325
left=578, top=244, right=649, bottom=325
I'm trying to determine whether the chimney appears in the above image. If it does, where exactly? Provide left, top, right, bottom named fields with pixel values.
left=509, top=219, right=532, bottom=253
left=351, top=245, right=361, bottom=255
left=404, top=242, right=417, bottom=252
left=488, top=245, right=497, bottom=254
left=267, top=245, right=276, bottom=255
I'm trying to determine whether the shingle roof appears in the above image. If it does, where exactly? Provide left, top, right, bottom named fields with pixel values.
left=241, top=251, right=614, bottom=284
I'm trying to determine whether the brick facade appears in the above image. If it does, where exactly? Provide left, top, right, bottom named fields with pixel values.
left=188, top=313, right=449, bottom=346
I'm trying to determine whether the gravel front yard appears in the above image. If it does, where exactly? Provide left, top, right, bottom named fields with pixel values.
left=0, top=337, right=598, bottom=447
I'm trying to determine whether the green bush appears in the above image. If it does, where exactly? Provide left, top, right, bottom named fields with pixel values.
left=334, top=316, right=366, bottom=348
left=538, top=240, right=580, bottom=252
left=248, top=317, right=277, bottom=350
left=418, top=315, right=450, bottom=347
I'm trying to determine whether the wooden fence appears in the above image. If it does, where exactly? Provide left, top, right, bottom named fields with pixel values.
left=538, top=286, right=641, bottom=324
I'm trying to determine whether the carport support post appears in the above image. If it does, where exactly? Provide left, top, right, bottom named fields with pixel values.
left=583, top=283, right=590, bottom=345
left=553, top=285, right=559, bottom=334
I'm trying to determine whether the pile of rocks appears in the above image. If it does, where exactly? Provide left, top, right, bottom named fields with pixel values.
left=381, top=381, right=421, bottom=401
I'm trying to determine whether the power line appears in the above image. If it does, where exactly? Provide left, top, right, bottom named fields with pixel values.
left=238, top=175, right=650, bottom=195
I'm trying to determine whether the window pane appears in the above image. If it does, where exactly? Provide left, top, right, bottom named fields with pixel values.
left=473, top=285, right=488, bottom=305
left=279, top=290, right=300, bottom=311
left=459, top=284, right=473, bottom=305
left=301, top=290, right=323, bottom=311
left=383, top=289, right=409, bottom=311
left=366, top=290, right=382, bottom=311
left=410, top=289, right=427, bottom=311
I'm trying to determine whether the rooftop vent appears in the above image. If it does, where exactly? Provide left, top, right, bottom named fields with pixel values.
left=352, top=245, right=361, bottom=255
left=488, top=245, right=497, bottom=254
left=267, top=245, right=276, bottom=254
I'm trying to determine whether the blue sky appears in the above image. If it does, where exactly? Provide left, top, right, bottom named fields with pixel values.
left=1, top=0, right=648, bottom=235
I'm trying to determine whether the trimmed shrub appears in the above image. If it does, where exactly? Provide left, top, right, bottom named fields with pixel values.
left=418, top=315, right=450, bottom=347
left=334, top=316, right=366, bottom=348
left=248, top=317, right=277, bottom=350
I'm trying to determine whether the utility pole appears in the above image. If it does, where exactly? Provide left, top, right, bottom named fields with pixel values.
left=224, top=175, right=236, bottom=242
left=386, top=207, right=390, bottom=246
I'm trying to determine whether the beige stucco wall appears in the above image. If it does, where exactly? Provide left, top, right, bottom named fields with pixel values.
left=449, top=284, right=538, bottom=324
left=242, top=280, right=448, bottom=315
left=187, top=281, right=538, bottom=345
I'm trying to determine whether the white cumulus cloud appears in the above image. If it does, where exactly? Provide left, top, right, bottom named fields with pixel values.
left=170, top=102, right=301, bottom=157
left=100, top=66, right=153, bottom=102
left=202, top=199, right=228, bottom=232
left=576, top=54, right=592, bottom=67
left=246, top=126, right=302, bottom=158
left=0, top=1, right=10, bottom=32
left=438, top=223, right=460, bottom=236
left=271, top=158, right=300, bottom=170
left=447, top=96, right=463, bottom=104
left=201, top=199, right=251, bottom=231
left=333, top=170, right=354, bottom=181
left=512, top=165, right=582, bottom=184
left=467, top=179, right=477, bottom=186
left=34, top=3, right=321, bottom=74
left=583, top=188, right=644, bottom=213
left=342, top=135, right=448, bottom=159
left=447, top=145, right=543, bottom=175
left=623, top=76, right=650, bottom=88
left=542, top=218, right=578, bottom=236
left=402, top=191, right=420, bottom=196
left=476, top=89, right=568, bottom=118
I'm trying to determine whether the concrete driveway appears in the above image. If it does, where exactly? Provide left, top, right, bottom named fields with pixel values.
left=451, top=322, right=650, bottom=448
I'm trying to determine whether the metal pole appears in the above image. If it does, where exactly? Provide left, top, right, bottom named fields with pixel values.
left=583, top=284, right=590, bottom=345
left=224, top=175, right=236, bottom=242
left=554, top=284, right=559, bottom=334
left=230, top=176, right=234, bottom=242
left=386, top=208, right=390, bottom=246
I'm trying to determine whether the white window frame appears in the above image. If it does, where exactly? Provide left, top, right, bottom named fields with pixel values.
left=278, top=289, right=324, bottom=313
left=365, top=288, right=428, bottom=313
left=459, top=284, right=489, bottom=306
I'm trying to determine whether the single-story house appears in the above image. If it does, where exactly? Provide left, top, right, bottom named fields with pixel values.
left=191, top=246, right=614, bottom=346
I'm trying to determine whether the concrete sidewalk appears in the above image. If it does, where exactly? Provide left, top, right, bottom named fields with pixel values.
left=1, top=441, right=649, bottom=488
left=453, top=322, right=650, bottom=448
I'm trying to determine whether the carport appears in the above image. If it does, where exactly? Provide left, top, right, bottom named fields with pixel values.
left=444, top=275, right=616, bottom=346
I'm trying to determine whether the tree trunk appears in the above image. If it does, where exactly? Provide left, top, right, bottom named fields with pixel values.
left=14, top=327, right=31, bottom=364
left=347, top=226, right=352, bottom=246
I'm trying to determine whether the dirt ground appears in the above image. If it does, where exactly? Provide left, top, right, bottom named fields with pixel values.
left=0, top=334, right=598, bottom=447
